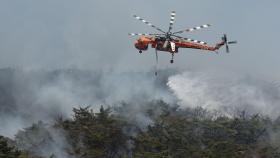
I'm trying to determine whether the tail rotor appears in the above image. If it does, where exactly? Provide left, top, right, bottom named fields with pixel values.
left=222, top=34, right=237, bottom=53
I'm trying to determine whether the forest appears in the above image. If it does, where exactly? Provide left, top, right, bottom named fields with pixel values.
left=1, top=100, right=280, bottom=158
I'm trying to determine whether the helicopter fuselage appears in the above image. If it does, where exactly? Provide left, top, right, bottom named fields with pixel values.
left=134, top=36, right=220, bottom=54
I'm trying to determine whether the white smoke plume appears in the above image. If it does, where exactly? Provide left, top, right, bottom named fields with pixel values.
left=167, top=71, right=280, bottom=118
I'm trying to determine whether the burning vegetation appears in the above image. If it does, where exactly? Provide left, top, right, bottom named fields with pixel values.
left=1, top=100, right=280, bottom=158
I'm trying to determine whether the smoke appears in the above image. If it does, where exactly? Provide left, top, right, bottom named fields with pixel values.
left=1, top=67, right=280, bottom=157
left=0, top=68, right=175, bottom=138
left=167, top=70, right=280, bottom=118
left=0, top=68, right=176, bottom=157
left=1, top=68, right=280, bottom=138
left=15, top=121, right=74, bottom=158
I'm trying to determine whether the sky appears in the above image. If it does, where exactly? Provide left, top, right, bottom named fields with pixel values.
left=0, top=0, right=279, bottom=79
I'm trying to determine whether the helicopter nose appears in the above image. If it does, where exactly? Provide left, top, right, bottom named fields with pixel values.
left=135, top=42, right=148, bottom=50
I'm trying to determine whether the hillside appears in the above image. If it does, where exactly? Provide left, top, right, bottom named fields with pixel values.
left=1, top=100, right=280, bottom=158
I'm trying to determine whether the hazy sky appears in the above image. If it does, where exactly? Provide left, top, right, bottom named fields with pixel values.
left=0, top=0, right=279, bottom=79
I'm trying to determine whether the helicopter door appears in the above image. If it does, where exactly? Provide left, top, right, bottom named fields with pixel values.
left=170, top=42, right=175, bottom=52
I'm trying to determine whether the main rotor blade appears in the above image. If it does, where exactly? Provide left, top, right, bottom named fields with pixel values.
left=128, top=33, right=164, bottom=36
left=133, top=15, right=166, bottom=33
left=172, top=35, right=207, bottom=45
left=168, top=11, right=176, bottom=33
left=173, top=24, right=211, bottom=34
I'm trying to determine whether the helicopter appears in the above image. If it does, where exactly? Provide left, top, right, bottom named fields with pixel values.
left=129, top=11, right=237, bottom=64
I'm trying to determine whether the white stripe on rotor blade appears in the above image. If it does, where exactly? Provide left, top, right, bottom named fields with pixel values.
left=133, top=14, right=165, bottom=33
left=185, top=24, right=211, bottom=32
left=129, top=33, right=148, bottom=36
left=186, top=38, right=206, bottom=44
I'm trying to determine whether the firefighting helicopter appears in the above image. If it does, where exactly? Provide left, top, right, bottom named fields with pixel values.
left=128, top=11, right=237, bottom=64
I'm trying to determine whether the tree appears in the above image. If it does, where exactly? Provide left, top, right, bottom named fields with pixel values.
left=0, top=136, right=21, bottom=158
left=61, top=106, right=130, bottom=158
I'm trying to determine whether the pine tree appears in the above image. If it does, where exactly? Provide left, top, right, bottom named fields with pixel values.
left=0, top=136, right=21, bottom=158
